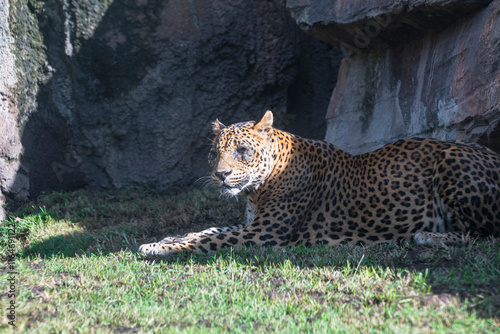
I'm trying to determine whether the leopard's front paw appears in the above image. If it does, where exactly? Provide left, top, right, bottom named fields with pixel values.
left=138, top=242, right=175, bottom=256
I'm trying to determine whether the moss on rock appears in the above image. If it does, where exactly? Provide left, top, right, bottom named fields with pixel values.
left=8, top=0, right=49, bottom=124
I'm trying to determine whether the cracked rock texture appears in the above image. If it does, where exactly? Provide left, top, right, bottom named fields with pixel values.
left=288, top=0, right=500, bottom=155
left=0, top=0, right=341, bottom=217
left=0, top=0, right=30, bottom=220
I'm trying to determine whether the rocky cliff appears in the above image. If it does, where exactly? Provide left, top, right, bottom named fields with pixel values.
left=288, top=0, right=500, bottom=155
left=0, top=0, right=341, bottom=219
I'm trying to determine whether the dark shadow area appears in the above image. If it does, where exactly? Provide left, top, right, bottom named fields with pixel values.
left=285, top=39, right=342, bottom=139
left=479, top=121, right=500, bottom=154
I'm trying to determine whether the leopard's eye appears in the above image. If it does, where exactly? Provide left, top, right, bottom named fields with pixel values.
left=235, top=146, right=252, bottom=161
left=236, top=146, right=248, bottom=155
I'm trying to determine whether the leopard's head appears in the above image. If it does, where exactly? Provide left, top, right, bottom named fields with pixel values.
left=209, top=111, right=275, bottom=196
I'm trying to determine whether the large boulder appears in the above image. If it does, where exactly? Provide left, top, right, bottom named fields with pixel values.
left=0, top=0, right=31, bottom=220
left=288, top=0, right=500, bottom=155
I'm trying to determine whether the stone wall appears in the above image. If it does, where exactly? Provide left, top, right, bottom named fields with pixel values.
left=0, top=0, right=341, bottom=218
left=0, top=0, right=17, bottom=221
left=288, top=0, right=500, bottom=155
left=0, top=0, right=45, bottom=220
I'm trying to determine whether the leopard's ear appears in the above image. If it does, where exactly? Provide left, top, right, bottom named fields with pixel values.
left=254, top=110, right=274, bottom=137
left=212, top=119, right=226, bottom=134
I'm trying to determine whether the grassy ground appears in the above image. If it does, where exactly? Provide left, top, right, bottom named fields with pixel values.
left=0, top=188, right=499, bottom=333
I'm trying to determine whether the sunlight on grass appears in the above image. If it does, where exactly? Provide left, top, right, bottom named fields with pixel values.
left=0, top=188, right=499, bottom=332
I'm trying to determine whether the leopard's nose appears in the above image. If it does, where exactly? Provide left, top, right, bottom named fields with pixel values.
left=215, top=169, right=232, bottom=181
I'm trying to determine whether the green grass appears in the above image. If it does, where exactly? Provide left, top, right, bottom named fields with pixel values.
left=1, top=188, right=499, bottom=333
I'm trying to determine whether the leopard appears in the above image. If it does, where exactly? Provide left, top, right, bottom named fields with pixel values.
left=139, top=110, right=500, bottom=256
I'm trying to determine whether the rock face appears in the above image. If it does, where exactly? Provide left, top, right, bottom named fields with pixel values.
left=288, top=0, right=500, bottom=155
left=0, top=0, right=341, bottom=217
left=0, top=0, right=33, bottom=220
